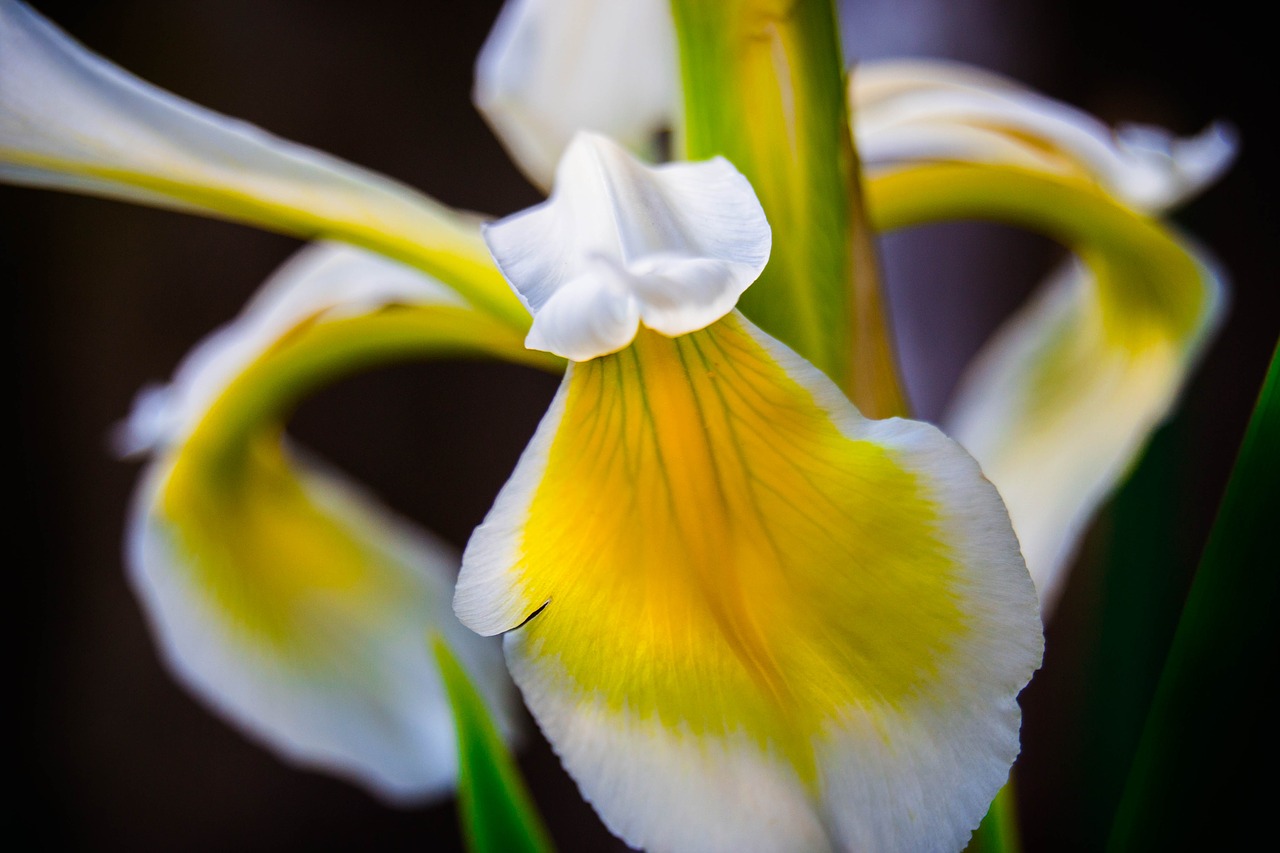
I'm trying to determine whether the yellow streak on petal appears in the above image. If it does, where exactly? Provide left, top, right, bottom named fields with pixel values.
left=1017, top=274, right=1183, bottom=437
left=157, top=433, right=401, bottom=653
left=869, top=164, right=1222, bottom=606
left=867, top=163, right=1214, bottom=349
left=511, top=315, right=966, bottom=783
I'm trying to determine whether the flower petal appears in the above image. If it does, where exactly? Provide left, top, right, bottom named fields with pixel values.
left=131, top=441, right=512, bottom=802
left=118, top=242, right=462, bottom=455
left=0, top=0, right=520, bottom=321
left=456, top=313, right=1042, bottom=851
left=519, top=257, right=642, bottom=361
left=854, top=62, right=1235, bottom=611
left=120, top=242, right=551, bottom=800
left=474, top=0, right=677, bottom=189
left=867, top=163, right=1225, bottom=612
left=484, top=133, right=771, bottom=361
left=944, top=252, right=1226, bottom=609
left=853, top=58, right=1237, bottom=213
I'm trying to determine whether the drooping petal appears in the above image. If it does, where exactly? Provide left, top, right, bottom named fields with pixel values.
left=132, top=441, right=509, bottom=803
left=483, top=132, right=771, bottom=361
left=456, top=313, right=1042, bottom=851
left=853, top=58, right=1237, bottom=213
left=853, top=61, right=1235, bottom=610
left=474, top=0, right=677, bottom=190
left=122, top=243, right=553, bottom=801
left=868, top=164, right=1226, bottom=611
left=0, top=0, right=521, bottom=322
left=944, top=251, right=1226, bottom=610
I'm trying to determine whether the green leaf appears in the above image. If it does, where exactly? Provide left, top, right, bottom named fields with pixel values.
left=1077, top=423, right=1191, bottom=846
left=431, top=636, right=554, bottom=853
left=1108, top=339, right=1280, bottom=850
left=669, top=0, right=906, bottom=416
left=966, top=781, right=1022, bottom=853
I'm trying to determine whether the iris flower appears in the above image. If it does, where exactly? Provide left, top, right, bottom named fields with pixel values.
left=1, top=0, right=1230, bottom=850
left=478, top=0, right=1235, bottom=614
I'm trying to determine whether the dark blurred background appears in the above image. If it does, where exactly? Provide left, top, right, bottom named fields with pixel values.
left=5, top=1, right=1275, bottom=850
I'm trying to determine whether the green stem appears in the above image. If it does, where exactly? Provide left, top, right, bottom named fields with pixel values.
left=669, top=0, right=906, bottom=415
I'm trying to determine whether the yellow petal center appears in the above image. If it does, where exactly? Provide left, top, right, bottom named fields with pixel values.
left=157, top=433, right=402, bottom=653
left=510, top=314, right=967, bottom=782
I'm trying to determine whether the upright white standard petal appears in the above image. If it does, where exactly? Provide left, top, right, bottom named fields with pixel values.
left=0, top=0, right=517, bottom=318
left=123, top=243, right=523, bottom=802
left=853, top=58, right=1237, bottom=212
left=483, top=133, right=771, bottom=361
left=475, top=0, right=677, bottom=189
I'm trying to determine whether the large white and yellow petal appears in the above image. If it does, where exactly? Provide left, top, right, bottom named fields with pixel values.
left=853, top=58, right=1236, bottom=213
left=456, top=313, right=1043, bottom=851
left=474, top=0, right=677, bottom=190
left=123, top=243, right=550, bottom=801
left=0, top=0, right=520, bottom=322
left=869, top=164, right=1225, bottom=612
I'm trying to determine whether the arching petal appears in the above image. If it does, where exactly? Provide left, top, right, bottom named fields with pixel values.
left=0, top=0, right=521, bottom=322
left=944, top=251, right=1226, bottom=610
left=120, top=242, right=461, bottom=455
left=853, top=61, right=1235, bottom=612
left=868, top=164, right=1225, bottom=612
left=474, top=0, right=677, bottom=190
left=121, top=242, right=555, bottom=801
left=456, top=313, right=1042, bottom=851
left=853, top=58, right=1237, bottom=213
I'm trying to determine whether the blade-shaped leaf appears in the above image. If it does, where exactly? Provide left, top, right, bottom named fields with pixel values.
left=967, top=782, right=1022, bottom=853
left=1109, top=340, right=1279, bottom=849
left=432, top=636, right=553, bottom=853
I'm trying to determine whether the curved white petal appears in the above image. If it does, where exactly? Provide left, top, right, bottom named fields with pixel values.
left=117, top=241, right=530, bottom=801
left=474, top=0, right=677, bottom=190
left=0, top=0, right=510, bottom=311
left=523, top=258, right=642, bottom=361
left=853, top=58, right=1237, bottom=212
left=857, top=60, right=1235, bottom=613
left=117, top=241, right=463, bottom=456
left=484, top=133, right=771, bottom=361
